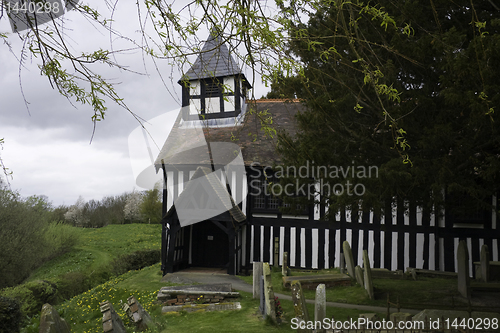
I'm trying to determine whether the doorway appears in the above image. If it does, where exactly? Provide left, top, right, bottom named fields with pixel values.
left=191, top=220, right=229, bottom=268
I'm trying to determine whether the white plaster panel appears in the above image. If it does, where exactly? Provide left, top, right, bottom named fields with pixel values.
left=206, top=97, right=220, bottom=113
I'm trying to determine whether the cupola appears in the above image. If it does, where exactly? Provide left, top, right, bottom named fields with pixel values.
left=178, top=32, right=252, bottom=127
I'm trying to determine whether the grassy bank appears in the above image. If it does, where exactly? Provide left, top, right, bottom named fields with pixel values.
left=1, top=224, right=161, bottom=322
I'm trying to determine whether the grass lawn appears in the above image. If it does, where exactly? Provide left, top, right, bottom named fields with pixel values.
left=25, top=224, right=161, bottom=282
left=239, top=267, right=464, bottom=311
left=38, top=264, right=373, bottom=333
left=12, top=224, right=481, bottom=332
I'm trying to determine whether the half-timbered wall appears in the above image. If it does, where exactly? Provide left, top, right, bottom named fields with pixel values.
left=163, top=166, right=499, bottom=275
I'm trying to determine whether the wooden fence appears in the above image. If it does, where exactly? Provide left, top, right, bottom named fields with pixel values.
left=247, top=200, right=499, bottom=274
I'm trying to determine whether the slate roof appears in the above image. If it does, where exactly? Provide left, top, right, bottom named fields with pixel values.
left=180, top=33, right=246, bottom=82
left=154, top=100, right=305, bottom=168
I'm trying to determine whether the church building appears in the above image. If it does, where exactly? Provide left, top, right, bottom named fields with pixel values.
left=155, top=32, right=499, bottom=276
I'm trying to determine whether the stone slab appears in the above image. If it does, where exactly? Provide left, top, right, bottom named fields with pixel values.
left=354, top=265, right=364, bottom=286
left=291, top=281, right=310, bottom=332
left=282, top=252, right=288, bottom=277
left=162, top=302, right=241, bottom=313
left=343, top=241, right=355, bottom=278
left=282, top=274, right=351, bottom=289
left=474, top=261, right=500, bottom=281
left=158, top=283, right=236, bottom=301
left=314, top=284, right=326, bottom=333
left=457, top=240, right=471, bottom=299
left=411, top=308, right=499, bottom=332
left=480, top=244, right=490, bottom=283
left=39, top=303, right=70, bottom=333
left=363, top=250, right=374, bottom=300
left=253, top=262, right=263, bottom=299
left=406, top=268, right=458, bottom=279
left=371, top=268, right=405, bottom=279
left=263, top=263, right=277, bottom=322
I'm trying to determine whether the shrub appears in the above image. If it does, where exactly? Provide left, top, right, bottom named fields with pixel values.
left=54, top=272, right=91, bottom=301
left=0, top=188, right=80, bottom=289
left=1, top=280, right=58, bottom=317
left=112, top=249, right=161, bottom=275
left=0, top=296, right=21, bottom=333
left=43, top=223, right=81, bottom=258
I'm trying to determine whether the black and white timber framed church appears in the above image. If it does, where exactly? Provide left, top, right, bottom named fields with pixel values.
left=155, top=33, right=500, bottom=276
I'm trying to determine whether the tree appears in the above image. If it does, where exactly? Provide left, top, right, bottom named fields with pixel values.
left=140, top=184, right=162, bottom=224
left=124, top=190, right=143, bottom=223
left=64, top=195, right=88, bottom=226
left=271, top=1, right=500, bottom=216
left=3, top=0, right=498, bottom=217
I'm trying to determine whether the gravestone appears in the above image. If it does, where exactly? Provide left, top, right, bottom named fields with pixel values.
left=481, top=244, right=490, bottom=283
left=39, top=303, right=70, bottom=333
left=122, top=296, right=154, bottom=331
left=340, top=253, right=346, bottom=274
left=259, top=275, right=265, bottom=317
left=291, top=281, right=311, bottom=333
left=390, top=312, right=412, bottom=323
left=100, top=301, right=127, bottom=333
left=253, top=262, right=263, bottom=299
left=343, top=241, right=355, bottom=278
left=355, top=265, right=364, bottom=286
left=282, top=252, right=288, bottom=277
left=457, top=240, right=471, bottom=300
left=363, top=250, right=374, bottom=300
left=274, top=237, right=280, bottom=267
left=263, top=263, right=277, bottom=322
left=314, top=284, right=326, bottom=333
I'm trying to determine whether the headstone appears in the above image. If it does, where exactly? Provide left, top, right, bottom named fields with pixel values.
left=39, top=303, right=70, bottom=333
left=457, top=240, right=471, bottom=300
left=100, top=301, right=127, bottom=333
left=259, top=275, right=265, bottom=317
left=282, top=252, right=288, bottom=277
left=363, top=250, right=374, bottom=300
left=355, top=265, right=364, bottom=286
left=481, top=244, right=490, bottom=283
left=263, top=263, right=277, bottom=322
left=343, top=241, right=355, bottom=278
left=291, top=281, right=311, bottom=333
left=358, top=313, right=379, bottom=329
left=314, top=284, right=326, bottom=333
left=122, top=296, right=154, bottom=331
left=274, top=237, right=280, bottom=267
left=253, top=262, right=263, bottom=299
left=390, top=312, right=412, bottom=323
left=340, top=253, right=346, bottom=274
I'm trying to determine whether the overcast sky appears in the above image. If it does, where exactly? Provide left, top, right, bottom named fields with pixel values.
left=0, top=1, right=269, bottom=207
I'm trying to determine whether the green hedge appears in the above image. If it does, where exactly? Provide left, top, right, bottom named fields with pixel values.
left=112, top=249, right=161, bottom=275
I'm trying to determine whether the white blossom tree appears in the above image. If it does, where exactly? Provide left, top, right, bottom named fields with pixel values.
left=64, top=195, right=88, bottom=226
left=123, top=190, right=143, bottom=223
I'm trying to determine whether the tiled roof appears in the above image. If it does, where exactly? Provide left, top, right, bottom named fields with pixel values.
left=155, top=100, right=305, bottom=168
left=180, top=33, right=244, bottom=82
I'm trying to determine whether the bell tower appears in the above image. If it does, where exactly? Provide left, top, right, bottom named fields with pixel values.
left=178, top=32, right=251, bottom=127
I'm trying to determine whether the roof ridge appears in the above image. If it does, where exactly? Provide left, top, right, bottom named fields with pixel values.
left=247, top=99, right=302, bottom=103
